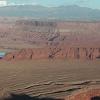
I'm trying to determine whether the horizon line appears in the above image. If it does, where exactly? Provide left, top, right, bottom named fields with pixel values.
left=0, top=4, right=100, bottom=10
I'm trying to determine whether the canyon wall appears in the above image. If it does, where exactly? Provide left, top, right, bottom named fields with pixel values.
left=0, top=19, right=100, bottom=51
left=0, top=19, right=100, bottom=61
left=3, top=47, right=100, bottom=61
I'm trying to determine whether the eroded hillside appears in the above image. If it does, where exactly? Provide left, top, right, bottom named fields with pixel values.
left=0, top=18, right=100, bottom=60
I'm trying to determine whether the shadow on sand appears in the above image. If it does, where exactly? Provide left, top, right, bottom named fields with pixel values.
left=91, top=96, right=100, bottom=100
left=3, top=93, right=63, bottom=100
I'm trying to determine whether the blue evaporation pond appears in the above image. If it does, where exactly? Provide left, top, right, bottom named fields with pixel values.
left=0, top=52, right=6, bottom=58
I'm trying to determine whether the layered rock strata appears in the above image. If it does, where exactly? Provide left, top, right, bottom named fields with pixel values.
left=3, top=47, right=100, bottom=61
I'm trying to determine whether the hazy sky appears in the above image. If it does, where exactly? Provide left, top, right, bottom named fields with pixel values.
left=5, top=0, right=100, bottom=9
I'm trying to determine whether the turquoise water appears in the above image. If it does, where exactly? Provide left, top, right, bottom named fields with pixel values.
left=0, top=52, right=6, bottom=57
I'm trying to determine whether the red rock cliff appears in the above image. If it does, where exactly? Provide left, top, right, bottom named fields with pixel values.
left=3, top=47, right=100, bottom=61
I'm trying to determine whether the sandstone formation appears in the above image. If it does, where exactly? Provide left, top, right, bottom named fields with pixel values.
left=0, top=18, right=100, bottom=61
left=0, top=18, right=100, bottom=52
left=3, top=47, right=100, bottom=61
left=66, top=87, right=100, bottom=100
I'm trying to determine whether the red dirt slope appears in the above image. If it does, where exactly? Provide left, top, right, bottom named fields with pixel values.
left=66, top=87, right=100, bottom=100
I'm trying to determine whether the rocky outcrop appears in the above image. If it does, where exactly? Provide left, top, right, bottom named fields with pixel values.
left=3, top=47, right=100, bottom=61
left=1, top=19, right=100, bottom=50
left=54, top=47, right=100, bottom=60
left=3, top=48, right=49, bottom=61
left=66, top=88, right=100, bottom=100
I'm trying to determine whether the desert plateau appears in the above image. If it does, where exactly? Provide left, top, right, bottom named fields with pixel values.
left=0, top=1, right=100, bottom=100
left=0, top=17, right=99, bottom=100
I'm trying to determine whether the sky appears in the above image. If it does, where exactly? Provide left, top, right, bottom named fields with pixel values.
left=1, top=0, right=100, bottom=9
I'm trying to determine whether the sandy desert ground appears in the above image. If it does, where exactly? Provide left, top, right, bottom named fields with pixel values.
left=0, top=60, right=100, bottom=99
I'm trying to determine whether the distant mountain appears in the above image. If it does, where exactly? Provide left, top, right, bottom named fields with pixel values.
left=0, top=5, right=100, bottom=21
